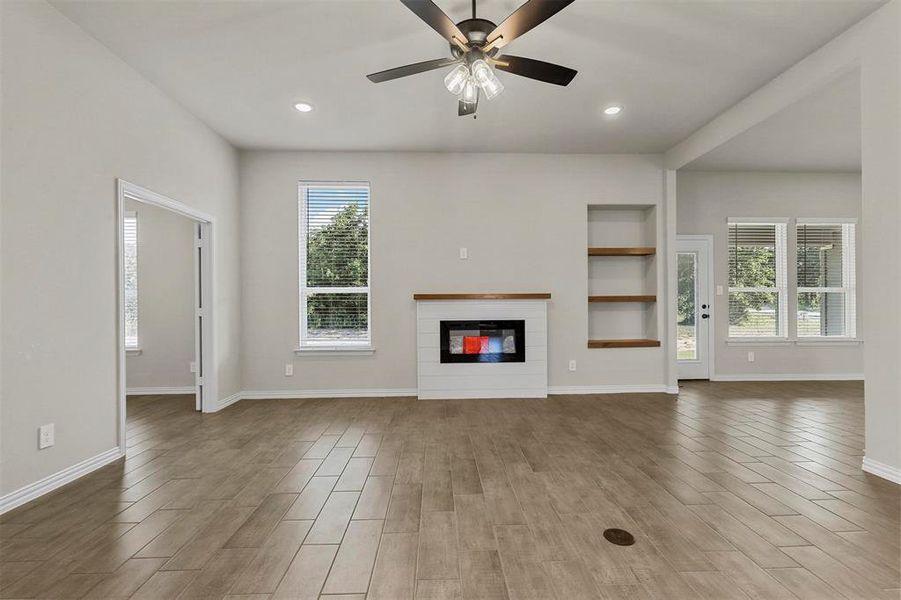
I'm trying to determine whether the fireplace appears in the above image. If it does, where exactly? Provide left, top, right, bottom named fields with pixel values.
left=440, top=320, right=525, bottom=363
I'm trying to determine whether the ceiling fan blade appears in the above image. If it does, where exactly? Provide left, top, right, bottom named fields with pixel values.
left=400, top=0, right=468, bottom=45
left=494, top=54, right=577, bottom=86
left=486, top=0, right=575, bottom=50
left=367, top=57, right=460, bottom=83
left=458, top=91, right=479, bottom=116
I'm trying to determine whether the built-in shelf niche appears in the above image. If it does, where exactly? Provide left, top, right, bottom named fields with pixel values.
left=587, top=205, right=659, bottom=348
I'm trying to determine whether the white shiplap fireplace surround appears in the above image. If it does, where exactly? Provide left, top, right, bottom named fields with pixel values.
left=414, top=293, right=550, bottom=400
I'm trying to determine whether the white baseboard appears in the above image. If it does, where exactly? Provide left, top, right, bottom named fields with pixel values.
left=224, top=386, right=674, bottom=406
left=0, top=447, right=123, bottom=515
left=549, top=384, right=671, bottom=395
left=126, top=386, right=196, bottom=395
left=710, top=373, right=863, bottom=382
left=241, top=388, right=418, bottom=401
left=862, top=457, right=901, bottom=485
left=215, top=377, right=864, bottom=407
left=210, top=391, right=243, bottom=412
left=418, top=390, right=548, bottom=400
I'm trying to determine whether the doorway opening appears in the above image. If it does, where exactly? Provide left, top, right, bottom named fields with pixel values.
left=116, top=180, right=215, bottom=451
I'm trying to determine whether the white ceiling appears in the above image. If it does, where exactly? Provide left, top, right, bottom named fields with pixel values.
left=684, top=69, right=861, bottom=172
left=52, top=0, right=883, bottom=153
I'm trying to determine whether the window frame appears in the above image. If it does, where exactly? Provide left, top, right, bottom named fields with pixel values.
left=726, top=218, right=789, bottom=341
left=297, top=180, right=372, bottom=351
left=795, top=218, right=857, bottom=340
left=123, top=210, right=140, bottom=350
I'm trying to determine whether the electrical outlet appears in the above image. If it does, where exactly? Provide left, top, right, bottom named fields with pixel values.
left=39, top=424, right=54, bottom=449
left=716, top=285, right=724, bottom=296
left=747, top=351, right=755, bottom=363
left=459, top=247, right=468, bottom=260
left=568, top=360, right=577, bottom=372
left=189, top=361, right=197, bottom=373
left=285, top=363, right=294, bottom=377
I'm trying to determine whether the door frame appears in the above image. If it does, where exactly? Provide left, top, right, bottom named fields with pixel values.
left=676, top=234, right=716, bottom=380
left=116, top=179, right=216, bottom=452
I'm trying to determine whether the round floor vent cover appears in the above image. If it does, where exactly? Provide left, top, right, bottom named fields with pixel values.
left=603, top=528, right=635, bottom=546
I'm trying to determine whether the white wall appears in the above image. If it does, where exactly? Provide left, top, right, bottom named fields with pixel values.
left=240, top=151, right=669, bottom=395
left=124, top=199, right=195, bottom=391
left=665, top=1, right=900, bottom=478
left=859, top=1, right=900, bottom=478
left=677, top=171, right=863, bottom=378
left=0, top=0, right=241, bottom=498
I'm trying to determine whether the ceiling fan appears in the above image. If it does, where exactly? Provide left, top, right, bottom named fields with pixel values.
left=367, top=0, right=577, bottom=116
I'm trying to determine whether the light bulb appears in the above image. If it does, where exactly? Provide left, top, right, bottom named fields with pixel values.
left=471, top=59, right=492, bottom=87
left=470, top=59, right=504, bottom=100
left=444, top=64, right=469, bottom=95
left=462, top=77, right=479, bottom=105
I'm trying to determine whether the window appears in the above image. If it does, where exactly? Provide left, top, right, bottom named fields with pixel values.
left=298, top=182, right=370, bottom=348
left=796, top=220, right=856, bottom=338
left=677, top=252, right=698, bottom=360
left=123, top=212, right=139, bottom=348
left=728, top=220, right=787, bottom=338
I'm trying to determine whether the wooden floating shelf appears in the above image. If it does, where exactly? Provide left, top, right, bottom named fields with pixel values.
left=413, top=293, right=551, bottom=301
left=589, top=295, right=656, bottom=303
left=588, top=339, right=661, bottom=349
left=588, top=247, right=656, bottom=256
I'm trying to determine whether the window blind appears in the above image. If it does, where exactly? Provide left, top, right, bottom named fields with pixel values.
left=727, top=221, right=787, bottom=338
left=123, top=213, right=139, bottom=348
left=299, top=183, right=370, bottom=346
left=796, top=222, right=855, bottom=337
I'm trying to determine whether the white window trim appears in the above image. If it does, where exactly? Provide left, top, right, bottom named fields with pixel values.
left=796, top=217, right=858, bottom=224
left=726, top=338, right=861, bottom=346
left=294, top=346, right=375, bottom=356
left=727, top=220, right=788, bottom=339
left=298, top=181, right=372, bottom=353
left=796, top=221, right=857, bottom=339
left=727, top=216, right=791, bottom=224
left=795, top=338, right=861, bottom=346
left=726, top=338, right=793, bottom=346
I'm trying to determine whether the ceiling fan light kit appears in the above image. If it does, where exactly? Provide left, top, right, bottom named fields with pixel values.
left=367, top=0, right=577, bottom=117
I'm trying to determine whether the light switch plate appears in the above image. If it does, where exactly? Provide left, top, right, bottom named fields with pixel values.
left=285, top=363, right=294, bottom=377
left=716, top=285, right=724, bottom=296
left=747, top=351, right=755, bottom=363
left=459, top=247, right=468, bottom=260
left=189, top=361, right=197, bottom=373
left=39, top=423, right=54, bottom=449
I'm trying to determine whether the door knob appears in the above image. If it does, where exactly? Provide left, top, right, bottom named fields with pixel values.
left=701, top=304, right=708, bottom=309
left=701, top=313, right=710, bottom=319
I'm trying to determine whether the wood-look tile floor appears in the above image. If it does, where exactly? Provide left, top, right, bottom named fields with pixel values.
left=1, top=381, right=899, bottom=599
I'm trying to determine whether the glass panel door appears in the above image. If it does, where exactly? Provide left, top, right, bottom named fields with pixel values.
left=677, top=237, right=712, bottom=380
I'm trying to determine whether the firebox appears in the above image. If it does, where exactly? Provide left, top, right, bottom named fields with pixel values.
left=439, top=320, right=525, bottom=363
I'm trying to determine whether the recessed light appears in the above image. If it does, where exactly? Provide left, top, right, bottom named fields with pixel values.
left=603, top=105, right=622, bottom=115
left=294, top=102, right=314, bottom=113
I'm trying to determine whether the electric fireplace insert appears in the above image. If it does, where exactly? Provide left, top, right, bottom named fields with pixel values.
left=439, top=320, right=525, bottom=363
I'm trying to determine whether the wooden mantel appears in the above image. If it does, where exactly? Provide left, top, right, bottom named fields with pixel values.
left=413, top=293, right=551, bottom=300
